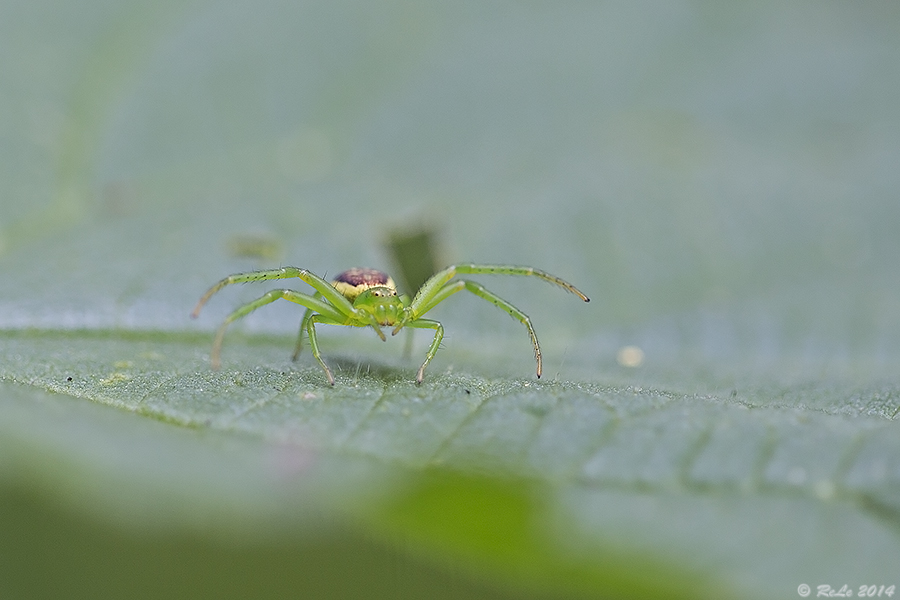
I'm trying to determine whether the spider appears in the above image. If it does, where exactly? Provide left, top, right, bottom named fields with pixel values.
left=191, top=264, right=589, bottom=385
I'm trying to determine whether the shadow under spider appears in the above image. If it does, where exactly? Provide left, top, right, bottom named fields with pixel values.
left=325, top=355, right=418, bottom=385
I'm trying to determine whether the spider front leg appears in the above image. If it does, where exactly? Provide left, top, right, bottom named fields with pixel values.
left=207, top=289, right=347, bottom=369
left=409, top=264, right=590, bottom=310
left=191, top=267, right=356, bottom=318
left=399, top=279, right=543, bottom=378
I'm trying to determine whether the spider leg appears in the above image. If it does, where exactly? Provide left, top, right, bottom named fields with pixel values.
left=452, top=265, right=589, bottom=300
left=292, top=291, right=323, bottom=361
left=306, top=313, right=345, bottom=385
left=394, top=280, right=466, bottom=332
left=416, top=280, right=466, bottom=317
left=403, top=319, right=443, bottom=384
left=210, top=289, right=346, bottom=369
left=409, top=264, right=588, bottom=311
left=405, top=279, right=544, bottom=378
left=192, top=267, right=356, bottom=319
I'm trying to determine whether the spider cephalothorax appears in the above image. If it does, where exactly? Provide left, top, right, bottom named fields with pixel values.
left=192, top=264, right=589, bottom=385
left=330, top=269, right=405, bottom=327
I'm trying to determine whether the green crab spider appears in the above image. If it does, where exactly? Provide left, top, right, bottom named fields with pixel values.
left=191, top=264, right=589, bottom=385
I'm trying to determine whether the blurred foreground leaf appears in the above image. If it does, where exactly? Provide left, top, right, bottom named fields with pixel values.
left=2, top=329, right=899, bottom=599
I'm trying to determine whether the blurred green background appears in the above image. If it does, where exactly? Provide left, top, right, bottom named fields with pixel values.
left=1, top=1, right=899, bottom=599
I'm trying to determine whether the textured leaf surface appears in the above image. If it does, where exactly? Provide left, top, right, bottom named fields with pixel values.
left=2, top=1, right=900, bottom=599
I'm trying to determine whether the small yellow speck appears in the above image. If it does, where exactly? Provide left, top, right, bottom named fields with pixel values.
left=616, top=346, right=645, bottom=368
left=100, top=372, right=131, bottom=385
left=113, top=361, right=133, bottom=370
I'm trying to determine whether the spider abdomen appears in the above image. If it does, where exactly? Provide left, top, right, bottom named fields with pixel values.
left=331, top=268, right=397, bottom=301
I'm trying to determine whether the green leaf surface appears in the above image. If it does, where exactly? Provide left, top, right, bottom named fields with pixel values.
left=3, top=1, right=900, bottom=599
